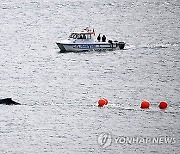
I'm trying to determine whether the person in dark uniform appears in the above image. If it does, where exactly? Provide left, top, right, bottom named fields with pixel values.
left=97, top=34, right=101, bottom=42
left=102, top=35, right=106, bottom=42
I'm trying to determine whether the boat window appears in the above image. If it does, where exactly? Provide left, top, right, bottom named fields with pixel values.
left=69, top=33, right=78, bottom=39
left=83, top=34, right=86, bottom=39
left=77, top=34, right=84, bottom=39
left=86, top=34, right=91, bottom=39
left=76, top=34, right=78, bottom=39
left=69, top=33, right=74, bottom=38
left=73, top=34, right=77, bottom=39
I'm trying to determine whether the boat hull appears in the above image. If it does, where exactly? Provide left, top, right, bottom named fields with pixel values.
left=56, top=42, right=125, bottom=52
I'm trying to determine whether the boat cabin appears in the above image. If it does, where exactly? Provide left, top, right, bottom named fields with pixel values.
left=69, top=31, right=95, bottom=40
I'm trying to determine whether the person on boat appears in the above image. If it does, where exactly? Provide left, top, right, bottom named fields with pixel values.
left=97, top=34, right=101, bottom=42
left=102, top=35, right=106, bottom=42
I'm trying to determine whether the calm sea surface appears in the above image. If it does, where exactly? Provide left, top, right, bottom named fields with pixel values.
left=0, top=0, right=179, bottom=153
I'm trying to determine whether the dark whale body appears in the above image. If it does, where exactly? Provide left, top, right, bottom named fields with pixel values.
left=0, top=98, right=21, bottom=105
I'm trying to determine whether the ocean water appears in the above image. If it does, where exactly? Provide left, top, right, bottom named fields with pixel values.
left=0, top=0, right=179, bottom=153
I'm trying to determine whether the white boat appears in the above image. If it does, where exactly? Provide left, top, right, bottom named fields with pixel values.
left=56, top=28, right=125, bottom=52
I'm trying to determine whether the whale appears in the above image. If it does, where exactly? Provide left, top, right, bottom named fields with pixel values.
left=0, top=98, right=21, bottom=105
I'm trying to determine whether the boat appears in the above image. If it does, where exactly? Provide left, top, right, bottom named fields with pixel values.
left=56, top=28, right=125, bottom=52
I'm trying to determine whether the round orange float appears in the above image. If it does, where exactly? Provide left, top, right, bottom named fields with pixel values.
left=159, top=101, right=168, bottom=109
left=141, top=100, right=150, bottom=109
left=98, top=99, right=106, bottom=107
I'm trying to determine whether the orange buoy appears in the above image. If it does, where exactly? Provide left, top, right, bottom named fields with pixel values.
left=159, top=101, right=168, bottom=109
left=141, top=100, right=150, bottom=109
left=98, top=99, right=106, bottom=107
left=103, top=98, right=108, bottom=105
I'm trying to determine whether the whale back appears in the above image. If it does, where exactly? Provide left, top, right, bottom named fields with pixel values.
left=0, top=98, right=21, bottom=105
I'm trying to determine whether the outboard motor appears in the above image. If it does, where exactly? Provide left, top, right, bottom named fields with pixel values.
left=114, top=40, right=118, bottom=47
left=119, top=42, right=125, bottom=49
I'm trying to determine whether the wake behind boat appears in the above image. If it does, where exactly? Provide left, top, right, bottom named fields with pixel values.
left=56, top=28, right=125, bottom=52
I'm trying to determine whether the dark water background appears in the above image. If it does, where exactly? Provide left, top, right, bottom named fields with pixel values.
left=0, top=0, right=179, bottom=153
